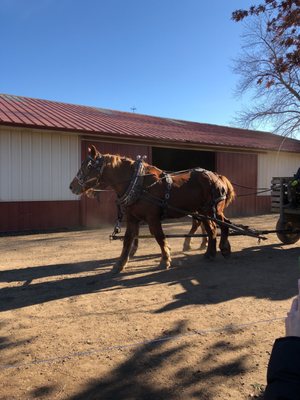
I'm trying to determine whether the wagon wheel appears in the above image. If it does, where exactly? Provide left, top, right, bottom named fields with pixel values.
left=276, top=217, right=300, bottom=244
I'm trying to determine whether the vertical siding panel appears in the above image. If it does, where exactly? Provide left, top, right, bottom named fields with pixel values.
left=61, top=136, right=68, bottom=201
left=43, top=133, right=53, bottom=200
left=10, top=130, right=22, bottom=201
left=258, top=152, right=300, bottom=192
left=0, top=129, right=79, bottom=202
left=69, top=135, right=80, bottom=200
left=8, top=130, right=12, bottom=200
left=51, top=133, right=61, bottom=200
left=0, top=132, right=3, bottom=200
left=217, top=151, right=257, bottom=217
left=61, top=135, right=78, bottom=201
left=31, top=132, right=42, bottom=200
left=0, top=128, right=81, bottom=232
left=0, top=130, right=11, bottom=201
left=21, top=130, right=32, bottom=200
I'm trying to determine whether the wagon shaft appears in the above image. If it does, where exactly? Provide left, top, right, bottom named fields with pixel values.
left=110, top=229, right=268, bottom=241
left=190, top=214, right=268, bottom=241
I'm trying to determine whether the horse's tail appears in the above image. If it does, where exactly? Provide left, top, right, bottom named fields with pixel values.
left=220, top=175, right=236, bottom=206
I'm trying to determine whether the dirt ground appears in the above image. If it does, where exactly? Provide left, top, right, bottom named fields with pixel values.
left=1, top=214, right=300, bottom=400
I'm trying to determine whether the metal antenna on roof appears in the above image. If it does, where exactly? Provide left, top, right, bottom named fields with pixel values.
left=130, top=106, right=137, bottom=113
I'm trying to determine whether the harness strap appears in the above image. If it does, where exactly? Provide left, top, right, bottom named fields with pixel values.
left=111, top=204, right=123, bottom=238
left=160, top=172, right=173, bottom=219
left=112, top=155, right=146, bottom=237
left=199, top=170, right=227, bottom=218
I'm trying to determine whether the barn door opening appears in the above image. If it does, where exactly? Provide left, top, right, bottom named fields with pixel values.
left=152, top=147, right=215, bottom=172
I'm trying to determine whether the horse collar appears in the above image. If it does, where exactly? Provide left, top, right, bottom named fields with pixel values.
left=116, top=156, right=146, bottom=209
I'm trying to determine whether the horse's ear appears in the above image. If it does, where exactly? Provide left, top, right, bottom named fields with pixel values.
left=88, top=145, right=98, bottom=159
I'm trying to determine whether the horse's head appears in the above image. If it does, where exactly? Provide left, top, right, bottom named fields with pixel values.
left=69, top=145, right=105, bottom=195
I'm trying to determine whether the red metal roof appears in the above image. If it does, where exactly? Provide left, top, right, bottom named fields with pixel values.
left=1, top=93, right=300, bottom=153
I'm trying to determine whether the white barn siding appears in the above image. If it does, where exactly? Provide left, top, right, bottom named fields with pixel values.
left=258, top=151, right=300, bottom=195
left=0, top=128, right=79, bottom=201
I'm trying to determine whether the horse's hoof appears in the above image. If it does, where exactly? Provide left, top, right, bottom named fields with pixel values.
left=221, top=251, right=231, bottom=259
left=129, top=250, right=137, bottom=259
left=158, top=259, right=171, bottom=270
left=129, top=246, right=138, bottom=258
left=182, top=245, right=192, bottom=252
left=112, top=262, right=126, bottom=274
left=204, top=253, right=216, bottom=260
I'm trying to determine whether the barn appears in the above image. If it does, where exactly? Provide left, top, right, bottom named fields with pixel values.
left=1, top=93, right=300, bottom=233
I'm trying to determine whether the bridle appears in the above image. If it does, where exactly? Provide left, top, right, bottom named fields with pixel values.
left=75, top=155, right=106, bottom=189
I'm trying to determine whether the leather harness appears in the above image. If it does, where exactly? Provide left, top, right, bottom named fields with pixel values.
left=111, top=162, right=227, bottom=236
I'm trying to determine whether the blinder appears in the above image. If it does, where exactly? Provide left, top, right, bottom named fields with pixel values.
left=76, top=154, right=105, bottom=188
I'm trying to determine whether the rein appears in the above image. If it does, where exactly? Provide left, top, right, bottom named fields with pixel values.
left=77, top=156, right=265, bottom=241
left=74, top=153, right=270, bottom=243
left=138, top=190, right=267, bottom=240
left=108, top=165, right=228, bottom=237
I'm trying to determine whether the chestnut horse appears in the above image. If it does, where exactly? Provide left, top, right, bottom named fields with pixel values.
left=70, top=145, right=235, bottom=273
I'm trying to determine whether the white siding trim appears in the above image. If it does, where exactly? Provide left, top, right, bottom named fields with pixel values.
left=258, top=151, right=300, bottom=195
left=0, top=128, right=80, bottom=201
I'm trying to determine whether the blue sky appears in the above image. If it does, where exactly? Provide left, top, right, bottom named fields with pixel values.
left=1, top=0, right=258, bottom=127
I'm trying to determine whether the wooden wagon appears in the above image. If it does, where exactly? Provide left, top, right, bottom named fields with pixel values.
left=271, top=177, right=300, bottom=244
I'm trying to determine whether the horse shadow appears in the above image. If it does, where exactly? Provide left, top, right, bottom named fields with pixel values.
left=154, top=241, right=300, bottom=313
left=0, top=252, right=162, bottom=284
left=29, top=320, right=256, bottom=400
left=0, top=241, right=298, bottom=313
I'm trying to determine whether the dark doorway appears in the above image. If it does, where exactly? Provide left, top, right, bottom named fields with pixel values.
left=152, top=147, right=215, bottom=172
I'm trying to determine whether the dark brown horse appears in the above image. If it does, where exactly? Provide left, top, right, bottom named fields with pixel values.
left=182, top=174, right=235, bottom=252
left=70, top=145, right=235, bottom=273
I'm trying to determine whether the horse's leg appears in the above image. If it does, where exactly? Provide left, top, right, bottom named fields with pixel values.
left=129, top=222, right=140, bottom=258
left=199, top=222, right=208, bottom=250
left=218, top=214, right=231, bottom=258
left=148, top=219, right=171, bottom=269
left=182, top=218, right=199, bottom=251
left=113, top=216, right=139, bottom=273
left=202, top=219, right=217, bottom=259
left=129, top=237, right=139, bottom=258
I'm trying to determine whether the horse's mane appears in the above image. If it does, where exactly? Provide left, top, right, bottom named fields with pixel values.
left=103, top=154, right=134, bottom=169
left=102, top=153, right=162, bottom=175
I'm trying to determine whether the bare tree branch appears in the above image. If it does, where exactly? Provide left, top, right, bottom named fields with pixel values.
left=233, top=17, right=300, bottom=137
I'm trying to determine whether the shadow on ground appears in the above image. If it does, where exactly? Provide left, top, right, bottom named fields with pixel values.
left=29, top=321, right=255, bottom=400
left=0, top=242, right=299, bottom=313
